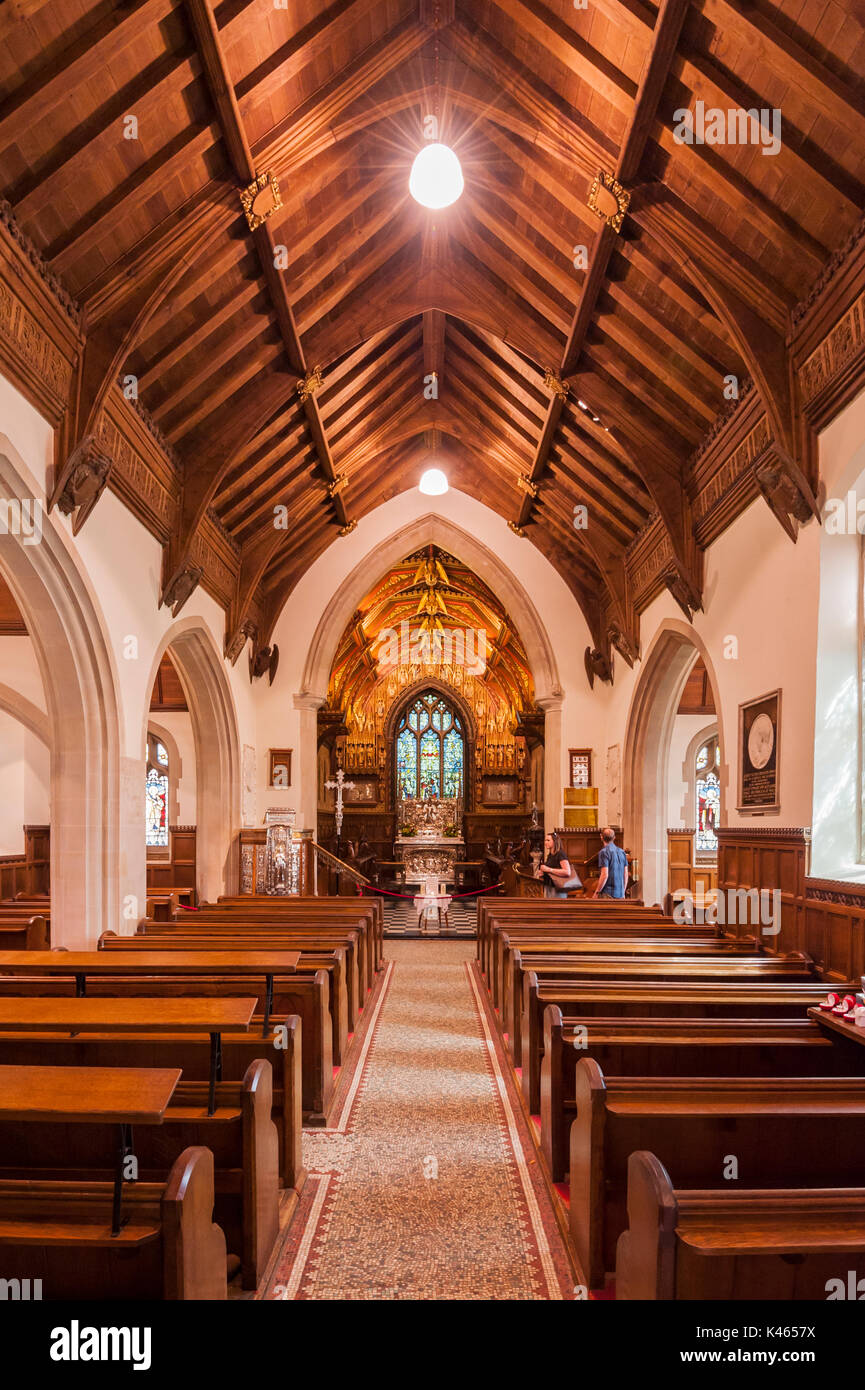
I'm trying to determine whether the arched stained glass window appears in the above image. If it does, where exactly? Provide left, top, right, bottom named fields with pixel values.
left=695, top=734, right=720, bottom=855
left=396, top=691, right=464, bottom=801
left=146, top=731, right=169, bottom=848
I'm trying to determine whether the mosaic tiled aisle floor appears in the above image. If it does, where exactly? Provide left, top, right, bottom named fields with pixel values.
left=263, top=940, right=575, bottom=1300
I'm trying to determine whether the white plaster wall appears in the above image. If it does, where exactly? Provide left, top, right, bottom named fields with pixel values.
left=0, top=368, right=257, bottom=926
left=0, top=636, right=47, bottom=712
left=0, top=709, right=50, bottom=854
left=602, top=497, right=821, bottom=843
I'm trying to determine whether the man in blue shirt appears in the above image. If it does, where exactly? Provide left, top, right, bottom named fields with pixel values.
left=593, top=827, right=628, bottom=899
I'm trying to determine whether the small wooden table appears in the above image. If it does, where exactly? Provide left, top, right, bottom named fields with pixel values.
left=0, top=997, right=257, bottom=1116
left=0, top=950, right=300, bottom=1036
left=808, top=1005, right=865, bottom=1047
left=0, top=1063, right=180, bottom=1235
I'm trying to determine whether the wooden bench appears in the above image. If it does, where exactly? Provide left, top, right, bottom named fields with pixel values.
left=569, top=1061, right=865, bottom=1289
left=0, top=954, right=333, bottom=1122
left=520, top=967, right=823, bottom=1112
left=102, top=930, right=351, bottom=1064
left=0, top=1145, right=227, bottom=1299
left=0, top=1015, right=305, bottom=1195
left=500, top=936, right=765, bottom=1048
left=616, top=1150, right=865, bottom=1301
left=0, top=914, right=48, bottom=951
left=138, top=918, right=363, bottom=1016
left=540, top=1012, right=862, bottom=1181
left=0, top=1055, right=278, bottom=1290
left=210, top=895, right=384, bottom=974
left=478, top=903, right=668, bottom=982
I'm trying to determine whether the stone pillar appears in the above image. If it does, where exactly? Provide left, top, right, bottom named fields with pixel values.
left=293, top=692, right=324, bottom=834
left=537, top=696, right=563, bottom=834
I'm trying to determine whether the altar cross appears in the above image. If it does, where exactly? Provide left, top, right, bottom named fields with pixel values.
left=325, top=766, right=355, bottom=837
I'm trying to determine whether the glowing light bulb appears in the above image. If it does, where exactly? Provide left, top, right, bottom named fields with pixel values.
left=419, top=468, right=449, bottom=496
left=409, top=144, right=464, bottom=209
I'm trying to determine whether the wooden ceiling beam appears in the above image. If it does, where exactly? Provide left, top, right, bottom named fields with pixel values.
left=0, top=0, right=177, bottom=148
left=166, top=340, right=286, bottom=441
left=137, top=279, right=263, bottom=391
left=506, top=0, right=696, bottom=652
left=152, top=312, right=277, bottom=424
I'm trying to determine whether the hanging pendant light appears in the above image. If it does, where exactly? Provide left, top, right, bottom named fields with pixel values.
left=409, top=143, right=464, bottom=209
left=419, top=467, right=449, bottom=495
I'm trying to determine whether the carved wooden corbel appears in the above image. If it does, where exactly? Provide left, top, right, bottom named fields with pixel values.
left=50, top=435, right=111, bottom=535
left=584, top=645, right=613, bottom=689
left=160, top=562, right=203, bottom=618
left=754, top=452, right=820, bottom=542
left=249, top=643, right=279, bottom=685
left=224, top=619, right=257, bottom=664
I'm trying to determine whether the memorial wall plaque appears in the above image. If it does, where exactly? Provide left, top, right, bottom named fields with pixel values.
left=737, top=689, right=781, bottom=813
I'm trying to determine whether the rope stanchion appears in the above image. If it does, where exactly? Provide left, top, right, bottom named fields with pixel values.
left=358, top=882, right=505, bottom=902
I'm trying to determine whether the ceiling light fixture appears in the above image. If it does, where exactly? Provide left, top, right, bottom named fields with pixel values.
left=419, top=467, right=449, bottom=496
left=409, top=143, right=463, bottom=209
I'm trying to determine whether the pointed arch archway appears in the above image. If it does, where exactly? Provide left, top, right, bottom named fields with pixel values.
left=295, top=512, right=563, bottom=832
left=0, top=433, right=121, bottom=947
left=622, top=621, right=726, bottom=906
left=143, top=620, right=241, bottom=903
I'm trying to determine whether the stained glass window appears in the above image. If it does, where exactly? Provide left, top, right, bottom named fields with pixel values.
left=396, top=691, right=464, bottom=801
left=146, top=732, right=169, bottom=848
left=695, top=735, right=720, bottom=855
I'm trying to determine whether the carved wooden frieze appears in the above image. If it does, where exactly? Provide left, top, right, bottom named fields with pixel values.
left=692, top=417, right=771, bottom=527
left=0, top=206, right=80, bottom=426
left=800, top=290, right=865, bottom=406
left=97, top=393, right=178, bottom=539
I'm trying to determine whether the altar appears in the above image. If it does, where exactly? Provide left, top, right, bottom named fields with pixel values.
left=395, top=796, right=464, bottom=885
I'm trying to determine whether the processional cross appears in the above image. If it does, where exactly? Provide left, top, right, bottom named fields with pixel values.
left=325, top=766, right=355, bottom=839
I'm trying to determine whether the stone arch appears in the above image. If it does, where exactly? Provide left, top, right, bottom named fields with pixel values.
left=622, top=622, right=726, bottom=906
left=142, top=620, right=241, bottom=903
left=300, top=513, right=561, bottom=701
left=0, top=433, right=121, bottom=947
left=0, top=683, right=49, bottom=746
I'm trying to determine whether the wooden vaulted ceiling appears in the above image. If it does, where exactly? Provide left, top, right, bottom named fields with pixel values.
left=1, top=0, right=864, bottom=671
left=326, top=544, right=536, bottom=726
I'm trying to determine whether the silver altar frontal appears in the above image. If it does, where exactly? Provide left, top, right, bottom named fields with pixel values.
left=395, top=797, right=464, bottom=884
left=263, top=808, right=313, bottom=895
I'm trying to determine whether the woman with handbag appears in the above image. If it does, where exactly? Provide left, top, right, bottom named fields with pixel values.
left=535, top=831, right=582, bottom=898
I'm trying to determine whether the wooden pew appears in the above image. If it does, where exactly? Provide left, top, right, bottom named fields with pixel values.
left=0, top=1145, right=227, bottom=1299
left=478, top=902, right=668, bottom=983
left=616, top=1150, right=865, bottom=1301
left=520, top=967, right=822, bottom=1112
left=488, top=919, right=730, bottom=1011
left=500, top=936, right=764, bottom=1047
left=0, top=966, right=332, bottom=1122
left=0, top=1018, right=305, bottom=1195
left=0, top=1057, right=278, bottom=1290
left=151, top=912, right=374, bottom=1004
left=101, top=930, right=351, bottom=1064
left=569, top=1061, right=865, bottom=1289
left=540, top=1012, right=863, bottom=1181
left=0, top=914, right=48, bottom=951
left=209, top=896, right=384, bottom=975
